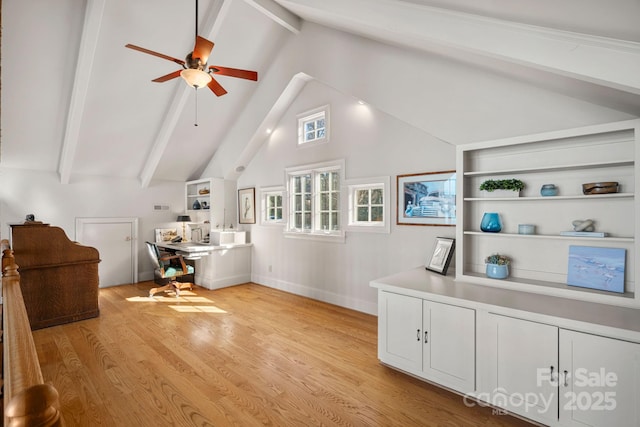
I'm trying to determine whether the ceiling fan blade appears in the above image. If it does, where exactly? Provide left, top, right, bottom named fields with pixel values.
left=193, top=36, right=214, bottom=64
left=152, top=70, right=182, bottom=83
left=207, top=76, right=228, bottom=96
left=209, top=66, right=258, bottom=81
left=125, top=44, right=185, bottom=66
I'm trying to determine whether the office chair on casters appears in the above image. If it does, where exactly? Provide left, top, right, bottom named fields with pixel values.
left=145, top=242, right=194, bottom=297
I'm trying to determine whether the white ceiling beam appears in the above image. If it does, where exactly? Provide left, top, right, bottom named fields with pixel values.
left=275, top=0, right=640, bottom=95
left=58, top=0, right=105, bottom=184
left=139, top=0, right=229, bottom=188
left=245, top=0, right=301, bottom=34
left=226, top=72, right=312, bottom=180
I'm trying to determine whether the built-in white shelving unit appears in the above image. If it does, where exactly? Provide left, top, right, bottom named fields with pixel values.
left=455, top=119, right=640, bottom=307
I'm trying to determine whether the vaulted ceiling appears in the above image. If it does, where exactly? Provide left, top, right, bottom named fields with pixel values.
left=2, top=0, right=639, bottom=187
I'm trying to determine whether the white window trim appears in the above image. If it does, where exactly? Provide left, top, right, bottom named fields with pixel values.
left=345, top=176, right=391, bottom=234
left=297, top=104, right=330, bottom=147
left=260, top=185, right=285, bottom=226
left=284, top=159, right=345, bottom=242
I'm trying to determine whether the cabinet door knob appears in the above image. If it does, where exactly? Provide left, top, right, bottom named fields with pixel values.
left=424, top=331, right=428, bottom=343
left=563, top=370, right=569, bottom=387
left=416, top=329, right=421, bottom=341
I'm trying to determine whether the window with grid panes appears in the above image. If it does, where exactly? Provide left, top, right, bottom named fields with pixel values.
left=297, top=105, right=329, bottom=146
left=267, top=193, right=283, bottom=221
left=346, top=177, right=390, bottom=233
left=354, top=186, right=384, bottom=223
left=285, top=160, right=344, bottom=239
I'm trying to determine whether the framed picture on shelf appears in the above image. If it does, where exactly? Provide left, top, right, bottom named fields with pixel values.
left=155, top=228, right=178, bottom=243
left=567, top=245, right=626, bottom=293
left=397, top=170, right=456, bottom=226
left=238, top=187, right=256, bottom=224
left=426, top=237, right=455, bottom=275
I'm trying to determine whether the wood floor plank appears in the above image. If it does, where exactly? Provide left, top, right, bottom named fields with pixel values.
left=32, top=283, right=535, bottom=427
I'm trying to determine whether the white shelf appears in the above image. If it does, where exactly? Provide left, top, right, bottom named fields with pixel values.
left=463, top=160, right=634, bottom=177
left=463, top=231, right=634, bottom=242
left=456, top=119, right=639, bottom=308
left=464, top=193, right=633, bottom=201
left=459, top=271, right=635, bottom=301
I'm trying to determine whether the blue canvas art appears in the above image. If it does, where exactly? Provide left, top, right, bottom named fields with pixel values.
left=567, top=246, right=626, bottom=293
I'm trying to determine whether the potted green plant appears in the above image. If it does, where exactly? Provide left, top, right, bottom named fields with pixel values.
left=479, top=179, right=524, bottom=197
left=485, top=253, right=511, bottom=279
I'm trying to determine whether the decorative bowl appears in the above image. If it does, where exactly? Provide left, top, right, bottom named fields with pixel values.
left=198, top=188, right=210, bottom=195
left=582, top=182, right=618, bottom=195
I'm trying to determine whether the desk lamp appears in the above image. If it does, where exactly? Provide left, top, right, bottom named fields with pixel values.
left=177, top=215, right=192, bottom=241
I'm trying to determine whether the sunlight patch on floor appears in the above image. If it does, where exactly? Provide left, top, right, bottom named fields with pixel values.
left=168, top=305, right=227, bottom=313
left=126, top=291, right=226, bottom=313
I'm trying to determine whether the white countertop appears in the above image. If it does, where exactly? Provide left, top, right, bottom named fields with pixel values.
left=371, top=267, right=640, bottom=341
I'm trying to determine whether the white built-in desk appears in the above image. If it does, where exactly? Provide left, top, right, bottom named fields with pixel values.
left=370, top=268, right=640, bottom=426
left=157, top=241, right=252, bottom=290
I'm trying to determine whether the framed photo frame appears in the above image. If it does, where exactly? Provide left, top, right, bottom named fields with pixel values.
left=426, top=237, right=455, bottom=275
left=397, top=170, right=456, bottom=226
left=238, top=187, right=256, bottom=224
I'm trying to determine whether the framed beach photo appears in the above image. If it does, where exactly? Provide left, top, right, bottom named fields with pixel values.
left=397, top=171, right=456, bottom=226
left=426, top=237, right=455, bottom=275
left=238, top=187, right=256, bottom=224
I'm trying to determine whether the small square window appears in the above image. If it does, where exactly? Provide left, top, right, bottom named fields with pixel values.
left=297, top=105, right=329, bottom=146
left=346, top=177, right=390, bottom=234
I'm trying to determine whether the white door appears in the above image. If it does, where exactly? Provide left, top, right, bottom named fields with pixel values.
left=487, top=314, right=559, bottom=425
left=559, top=329, right=640, bottom=427
left=423, top=300, right=475, bottom=393
left=378, top=291, right=423, bottom=372
left=76, top=218, right=138, bottom=288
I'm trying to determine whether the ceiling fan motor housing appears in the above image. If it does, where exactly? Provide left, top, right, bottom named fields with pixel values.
left=185, top=53, right=206, bottom=71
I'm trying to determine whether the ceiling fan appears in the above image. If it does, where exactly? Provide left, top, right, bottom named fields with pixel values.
left=124, top=1, right=258, bottom=97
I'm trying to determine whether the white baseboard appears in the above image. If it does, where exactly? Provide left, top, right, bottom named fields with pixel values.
left=251, top=273, right=377, bottom=315
left=196, top=273, right=251, bottom=290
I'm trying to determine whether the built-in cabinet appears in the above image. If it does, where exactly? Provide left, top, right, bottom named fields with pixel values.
left=378, top=290, right=475, bottom=393
left=456, top=119, right=639, bottom=307
left=184, top=178, right=252, bottom=289
left=372, top=120, right=640, bottom=426
left=371, top=268, right=640, bottom=427
left=484, top=314, right=640, bottom=426
left=185, top=178, right=239, bottom=242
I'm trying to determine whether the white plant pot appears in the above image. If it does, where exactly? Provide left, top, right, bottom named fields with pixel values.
left=482, top=189, right=520, bottom=198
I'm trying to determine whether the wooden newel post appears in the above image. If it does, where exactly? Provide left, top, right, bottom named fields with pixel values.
left=5, top=383, right=62, bottom=427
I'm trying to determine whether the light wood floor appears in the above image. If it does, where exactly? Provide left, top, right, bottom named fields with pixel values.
left=33, top=282, right=534, bottom=426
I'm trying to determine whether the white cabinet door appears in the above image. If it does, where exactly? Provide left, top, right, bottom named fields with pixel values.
left=487, top=314, right=559, bottom=425
left=559, top=329, right=640, bottom=427
left=378, top=291, right=422, bottom=372
left=423, top=300, right=475, bottom=393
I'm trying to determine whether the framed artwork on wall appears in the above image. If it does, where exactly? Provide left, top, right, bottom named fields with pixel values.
left=397, top=170, right=456, bottom=226
left=567, top=245, right=626, bottom=293
left=238, top=187, right=256, bottom=224
left=426, top=237, right=455, bottom=275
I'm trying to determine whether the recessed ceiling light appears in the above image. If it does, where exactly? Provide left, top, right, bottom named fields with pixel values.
left=357, top=100, right=366, bottom=105
left=266, top=128, right=272, bottom=134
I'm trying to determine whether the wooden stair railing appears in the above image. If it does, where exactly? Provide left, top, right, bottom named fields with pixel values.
left=2, top=239, right=63, bottom=426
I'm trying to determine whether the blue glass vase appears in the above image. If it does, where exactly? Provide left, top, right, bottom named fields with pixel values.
left=480, top=212, right=502, bottom=232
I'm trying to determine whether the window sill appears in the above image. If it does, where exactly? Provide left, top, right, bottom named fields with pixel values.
left=283, top=230, right=345, bottom=243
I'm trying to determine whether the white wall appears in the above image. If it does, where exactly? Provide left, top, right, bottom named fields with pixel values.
left=238, top=81, right=456, bottom=314
left=0, top=168, right=185, bottom=278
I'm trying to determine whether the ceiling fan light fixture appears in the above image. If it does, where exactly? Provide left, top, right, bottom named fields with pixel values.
left=180, top=68, right=212, bottom=89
